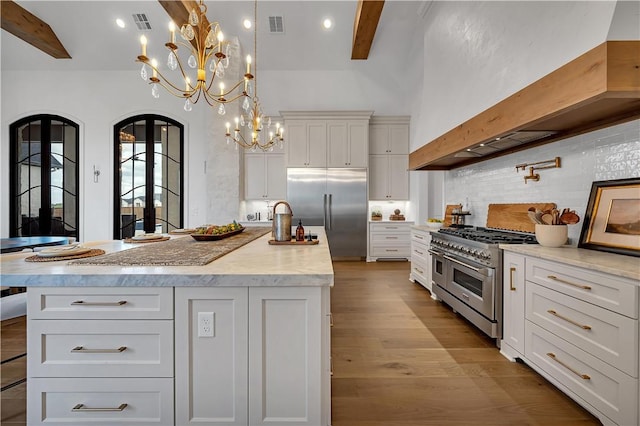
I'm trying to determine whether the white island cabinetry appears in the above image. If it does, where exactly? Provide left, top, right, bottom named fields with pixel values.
left=27, top=287, right=175, bottom=425
left=4, top=229, right=334, bottom=426
left=175, top=286, right=331, bottom=426
left=500, top=246, right=639, bottom=426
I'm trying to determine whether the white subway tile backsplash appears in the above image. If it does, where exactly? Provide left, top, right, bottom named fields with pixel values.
left=445, top=119, right=639, bottom=244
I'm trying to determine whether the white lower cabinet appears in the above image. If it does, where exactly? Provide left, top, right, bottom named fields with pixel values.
left=367, top=222, right=413, bottom=261
left=175, top=287, right=248, bottom=425
left=27, top=287, right=175, bottom=426
left=501, top=252, right=526, bottom=359
left=501, top=252, right=639, bottom=426
left=28, top=286, right=331, bottom=426
left=28, top=377, right=174, bottom=425
left=175, top=286, right=331, bottom=426
left=409, top=226, right=432, bottom=292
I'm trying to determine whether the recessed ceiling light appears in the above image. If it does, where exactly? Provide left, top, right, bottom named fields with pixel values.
left=116, top=18, right=125, bottom=28
left=243, top=18, right=252, bottom=29
left=322, top=18, right=333, bottom=30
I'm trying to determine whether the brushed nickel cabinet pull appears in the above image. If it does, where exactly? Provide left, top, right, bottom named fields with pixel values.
left=547, top=275, right=591, bottom=290
left=71, top=300, right=127, bottom=306
left=385, top=236, right=399, bottom=240
left=509, top=267, right=516, bottom=291
left=386, top=249, right=399, bottom=252
left=415, top=235, right=424, bottom=240
left=329, top=313, right=334, bottom=327
left=71, top=346, right=127, bottom=353
left=414, top=249, right=424, bottom=255
left=72, top=403, right=128, bottom=412
left=330, top=357, right=334, bottom=376
left=414, top=267, right=424, bottom=274
left=546, top=353, right=591, bottom=380
left=546, top=310, right=592, bottom=330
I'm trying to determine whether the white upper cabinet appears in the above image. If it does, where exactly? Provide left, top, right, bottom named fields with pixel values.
left=244, top=152, right=286, bottom=200
left=327, top=121, right=368, bottom=167
left=282, top=111, right=373, bottom=168
left=285, top=121, right=327, bottom=167
left=370, top=121, right=409, bottom=155
left=368, top=116, right=410, bottom=200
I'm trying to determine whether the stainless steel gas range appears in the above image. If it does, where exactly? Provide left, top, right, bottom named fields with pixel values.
left=429, top=227, right=537, bottom=345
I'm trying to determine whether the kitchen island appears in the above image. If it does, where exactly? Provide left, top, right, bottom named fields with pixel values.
left=1, top=227, right=334, bottom=426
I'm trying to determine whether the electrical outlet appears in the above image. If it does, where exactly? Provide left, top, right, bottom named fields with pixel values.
left=197, top=312, right=214, bottom=337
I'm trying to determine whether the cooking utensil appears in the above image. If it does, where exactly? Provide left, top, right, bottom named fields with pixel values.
left=527, top=209, right=544, bottom=224
left=540, top=213, right=554, bottom=225
left=560, top=210, right=580, bottom=225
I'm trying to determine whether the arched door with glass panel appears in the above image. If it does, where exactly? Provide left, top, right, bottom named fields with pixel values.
left=114, top=115, right=183, bottom=239
left=9, top=115, right=79, bottom=239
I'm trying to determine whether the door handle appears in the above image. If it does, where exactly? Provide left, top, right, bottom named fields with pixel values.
left=323, top=194, right=327, bottom=228
left=327, top=194, right=333, bottom=230
left=444, top=254, right=493, bottom=277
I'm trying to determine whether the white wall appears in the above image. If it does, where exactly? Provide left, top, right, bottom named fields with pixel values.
left=409, top=0, right=640, bottom=238
left=0, top=69, right=211, bottom=241
left=445, top=119, right=639, bottom=244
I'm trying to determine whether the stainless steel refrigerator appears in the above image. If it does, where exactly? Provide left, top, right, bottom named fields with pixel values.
left=287, top=168, right=367, bottom=260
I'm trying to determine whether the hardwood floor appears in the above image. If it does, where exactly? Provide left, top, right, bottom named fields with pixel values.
left=0, top=262, right=601, bottom=426
left=330, top=261, right=601, bottom=426
left=1, top=316, right=27, bottom=426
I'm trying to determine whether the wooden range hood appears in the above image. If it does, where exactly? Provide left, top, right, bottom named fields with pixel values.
left=410, top=41, right=640, bottom=171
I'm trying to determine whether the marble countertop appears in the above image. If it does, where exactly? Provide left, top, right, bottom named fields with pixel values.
left=411, top=224, right=440, bottom=232
left=500, top=244, right=640, bottom=281
left=1, top=227, right=334, bottom=288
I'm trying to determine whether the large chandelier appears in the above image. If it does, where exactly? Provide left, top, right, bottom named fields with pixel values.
left=225, top=0, right=284, bottom=151
left=136, top=0, right=253, bottom=114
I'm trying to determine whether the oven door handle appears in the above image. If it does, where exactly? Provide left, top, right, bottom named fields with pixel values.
left=443, top=254, right=493, bottom=276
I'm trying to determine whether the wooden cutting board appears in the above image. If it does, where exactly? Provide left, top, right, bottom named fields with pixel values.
left=486, top=203, right=557, bottom=233
left=443, top=204, right=462, bottom=228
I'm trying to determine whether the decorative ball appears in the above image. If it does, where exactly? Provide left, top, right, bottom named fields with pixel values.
left=394, top=209, right=401, bottom=215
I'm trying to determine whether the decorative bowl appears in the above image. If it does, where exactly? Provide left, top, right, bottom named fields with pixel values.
left=535, top=224, right=567, bottom=247
left=426, top=221, right=443, bottom=229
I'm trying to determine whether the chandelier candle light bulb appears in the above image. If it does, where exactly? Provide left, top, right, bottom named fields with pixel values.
left=225, top=0, right=284, bottom=151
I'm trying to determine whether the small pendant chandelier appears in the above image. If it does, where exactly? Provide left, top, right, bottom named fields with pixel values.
left=136, top=0, right=253, bottom=114
left=225, top=0, right=284, bottom=151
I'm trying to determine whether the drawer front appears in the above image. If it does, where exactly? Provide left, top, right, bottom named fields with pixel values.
left=411, top=231, right=430, bottom=245
left=27, top=377, right=174, bottom=426
left=370, top=223, right=412, bottom=234
left=526, top=283, right=638, bottom=376
left=28, top=287, right=174, bottom=319
left=28, top=320, right=174, bottom=378
left=371, top=245, right=410, bottom=258
left=525, top=322, right=638, bottom=426
left=410, top=262, right=428, bottom=284
left=411, top=242, right=429, bottom=264
left=371, top=232, right=410, bottom=244
left=526, top=257, right=638, bottom=318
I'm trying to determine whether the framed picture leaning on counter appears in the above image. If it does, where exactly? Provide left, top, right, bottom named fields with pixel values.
left=578, top=177, right=640, bottom=257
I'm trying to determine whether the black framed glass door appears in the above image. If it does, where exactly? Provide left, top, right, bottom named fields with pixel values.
left=9, top=115, right=79, bottom=239
left=114, top=115, right=184, bottom=239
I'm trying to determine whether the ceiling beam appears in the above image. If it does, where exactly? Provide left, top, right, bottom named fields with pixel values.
left=158, top=0, right=211, bottom=50
left=0, top=0, right=71, bottom=59
left=351, top=0, right=385, bottom=60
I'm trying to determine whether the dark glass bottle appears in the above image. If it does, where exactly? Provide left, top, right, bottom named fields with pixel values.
left=296, top=220, right=305, bottom=241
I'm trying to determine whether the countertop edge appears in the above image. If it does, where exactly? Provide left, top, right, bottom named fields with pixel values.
left=500, top=244, right=640, bottom=282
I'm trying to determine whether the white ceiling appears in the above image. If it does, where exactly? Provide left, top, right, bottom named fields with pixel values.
left=1, top=0, right=428, bottom=73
